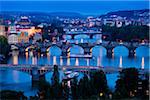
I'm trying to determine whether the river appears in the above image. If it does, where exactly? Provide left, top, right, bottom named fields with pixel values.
left=0, top=40, right=149, bottom=96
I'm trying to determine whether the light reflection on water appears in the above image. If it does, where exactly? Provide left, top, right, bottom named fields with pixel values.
left=141, top=57, right=145, bottom=69
left=9, top=46, right=149, bottom=68
left=0, top=70, right=65, bottom=96
left=60, top=56, right=63, bottom=66
left=119, top=56, right=122, bottom=68
left=13, top=55, right=18, bottom=65
left=75, top=57, right=79, bottom=66
left=53, top=56, right=57, bottom=65
left=67, top=57, right=70, bottom=66
left=86, top=58, right=90, bottom=66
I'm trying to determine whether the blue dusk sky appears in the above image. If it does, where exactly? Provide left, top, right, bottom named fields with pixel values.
left=0, top=0, right=149, bottom=15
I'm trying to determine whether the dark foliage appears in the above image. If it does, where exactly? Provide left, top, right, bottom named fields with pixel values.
left=90, top=70, right=109, bottom=97
left=102, top=25, right=149, bottom=42
left=113, top=68, right=149, bottom=99
left=0, top=36, right=10, bottom=56
left=0, top=90, right=27, bottom=100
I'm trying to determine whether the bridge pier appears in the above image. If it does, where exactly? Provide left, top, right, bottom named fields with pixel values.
left=41, top=47, right=47, bottom=53
left=72, top=34, right=75, bottom=40
left=89, top=34, right=93, bottom=39
left=84, top=47, right=91, bottom=55
left=129, top=49, right=135, bottom=57
left=19, top=48, right=26, bottom=53
left=31, top=67, right=45, bottom=88
left=106, top=48, right=113, bottom=58
left=62, top=50, right=68, bottom=56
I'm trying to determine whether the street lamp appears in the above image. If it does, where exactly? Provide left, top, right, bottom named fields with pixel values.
left=99, top=92, right=103, bottom=97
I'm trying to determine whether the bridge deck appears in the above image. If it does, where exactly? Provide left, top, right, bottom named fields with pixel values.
left=0, top=64, right=149, bottom=74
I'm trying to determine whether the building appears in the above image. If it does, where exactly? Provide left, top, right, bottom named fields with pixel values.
left=16, top=16, right=31, bottom=26
left=15, top=16, right=42, bottom=36
left=116, top=20, right=123, bottom=27
left=18, top=32, right=29, bottom=43
left=95, top=21, right=102, bottom=26
left=87, top=16, right=96, bottom=27
left=0, top=25, right=6, bottom=36
left=8, top=24, right=16, bottom=34
left=16, top=26, right=42, bottom=36
left=8, top=33, right=18, bottom=44
left=103, top=19, right=115, bottom=27
left=8, top=25, right=18, bottom=44
left=125, top=20, right=132, bottom=26
left=33, top=33, right=42, bottom=42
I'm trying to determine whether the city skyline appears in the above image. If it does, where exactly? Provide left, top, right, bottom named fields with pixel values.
left=0, top=0, right=149, bottom=99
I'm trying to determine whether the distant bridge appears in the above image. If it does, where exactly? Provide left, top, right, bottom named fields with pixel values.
left=64, top=31, right=102, bottom=39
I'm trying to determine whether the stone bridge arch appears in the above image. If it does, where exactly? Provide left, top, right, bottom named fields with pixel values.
left=135, top=45, right=149, bottom=57
left=91, top=45, right=107, bottom=57
left=11, top=43, right=33, bottom=52
left=46, top=45, right=62, bottom=56
left=67, top=44, right=84, bottom=56
left=62, top=34, right=72, bottom=40
left=74, top=34, right=90, bottom=40
left=25, top=45, right=35, bottom=52
left=135, top=45, right=149, bottom=50
left=92, top=34, right=102, bottom=39
left=113, top=45, right=129, bottom=56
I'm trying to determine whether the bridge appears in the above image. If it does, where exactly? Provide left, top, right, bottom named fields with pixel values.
left=10, top=41, right=149, bottom=57
left=0, top=64, right=149, bottom=87
left=63, top=31, right=102, bottom=39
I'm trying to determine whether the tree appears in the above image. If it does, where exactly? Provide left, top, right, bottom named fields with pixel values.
left=38, top=65, right=64, bottom=99
left=114, top=78, right=128, bottom=98
left=62, top=80, right=70, bottom=99
left=71, top=78, right=78, bottom=99
left=102, top=25, right=149, bottom=42
left=0, top=90, right=27, bottom=100
left=51, top=65, right=63, bottom=99
left=51, top=65, right=60, bottom=85
left=114, top=68, right=139, bottom=99
left=0, top=36, right=10, bottom=56
left=42, top=22, right=64, bottom=41
left=90, top=70, right=109, bottom=98
left=78, top=74, right=92, bottom=99
left=137, top=72, right=149, bottom=100
left=38, top=80, right=53, bottom=99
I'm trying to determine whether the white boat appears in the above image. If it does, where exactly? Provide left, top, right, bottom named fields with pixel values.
left=64, top=71, right=72, bottom=75
left=67, top=72, right=79, bottom=79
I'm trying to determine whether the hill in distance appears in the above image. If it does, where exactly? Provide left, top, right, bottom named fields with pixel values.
left=99, top=9, right=149, bottom=19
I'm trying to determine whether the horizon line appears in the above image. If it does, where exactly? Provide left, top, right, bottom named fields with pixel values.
left=1, top=9, right=149, bottom=16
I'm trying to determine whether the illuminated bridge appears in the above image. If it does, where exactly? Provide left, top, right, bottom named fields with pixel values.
left=10, top=41, right=149, bottom=57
